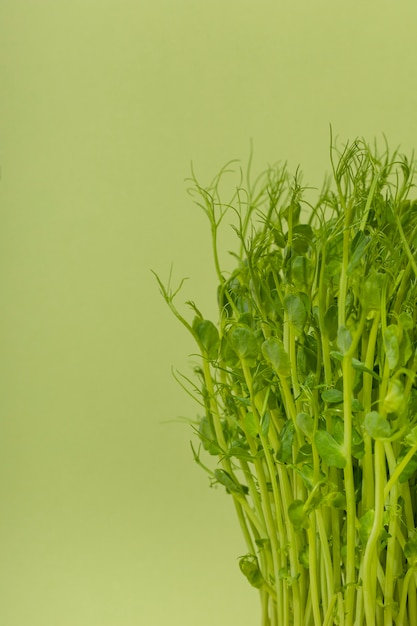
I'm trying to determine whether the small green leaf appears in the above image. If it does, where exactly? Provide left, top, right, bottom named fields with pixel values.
left=314, top=430, right=346, bottom=468
left=361, top=271, right=384, bottom=311
left=333, top=418, right=344, bottom=444
left=296, top=443, right=313, bottom=464
left=351, top=358, right=381, bottom=381
left=323, top=490, right=345, bottom=509
left=352, top=426, right=365, bottom=459
left=321, top=388, right=344, bottom=404
left=297, top=464, right=321, bottom=489
left=226, top=442, right=254, bottom=462
left=296, top=412, right=314, bottom=438
left=198, top=416, right=222, bottom=455
left=244, top=411, right=259, bottom=438
left=214, top=469, right=245, bottom=495
left=359, top=510, right=375, bottom=546
left=337, top=325, right=353, bottom=355
left=298, top=546, right=309, bottom=568
left=383, top=379, right=405, bottom=414
left=292, top=224, right=314, bottom=256
left=399, top=330, right=413, bottom=366
left=348, top=231, right=369, bottom=275
left=399, top=311, right=413, bottom=331
left=297, top=343, right=317, bottom=378
left=192, top=318, right=219, bottom=359
left=404, top=532, right=417, bottom=562
left=288, top=500, right=308, bottom=529
left=324, top=304, right=338, bottom=341
left=220, top=334, right=239, bottom=366
left=228, top=324, right=259, bottom=364
left=260, top=411, right=270, bottom=437
left=283, top=293, right=307, bottom=335
left=405, top=426, right=417, bottom=447
left=384, top=325, right=400, bottom=370
left=262, top=337, right=291, bottom=376
left=277, top=421, right=294, bottom=462
left=291, top=255, right=312, bottom=287
left=364, top=411, right=392, bottom=440
left=352, top=398, right=364, bottom=412
left=239, top=554, right=265, bottom=589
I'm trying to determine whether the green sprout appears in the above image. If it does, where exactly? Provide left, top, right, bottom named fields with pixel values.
left=154, top=134, right=417, bottom=625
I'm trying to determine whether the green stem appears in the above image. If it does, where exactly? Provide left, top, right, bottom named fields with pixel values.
left=241, top=362, right=289, bottom=623
left=362, top=440, right=386, bottom=625
left=342, top=355, right=357, bottom=623
left=307, top=516, right=322, bottom=626
left=397, top=566, right=417, bottom=626
left=384, top=442, right=417, bottom=500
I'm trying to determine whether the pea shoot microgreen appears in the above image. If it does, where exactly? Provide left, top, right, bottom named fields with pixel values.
left=155, top=135, right=417, bottom=625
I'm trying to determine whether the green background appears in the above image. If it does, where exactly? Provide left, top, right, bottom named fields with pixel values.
left=1, top=1, right=416, bottom=625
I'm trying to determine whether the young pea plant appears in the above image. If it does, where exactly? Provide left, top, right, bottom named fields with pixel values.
left=154, top=136, right=417, bottom=626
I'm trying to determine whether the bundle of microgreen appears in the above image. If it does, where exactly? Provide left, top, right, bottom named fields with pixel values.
left=154, top=136, right=417, bottom=626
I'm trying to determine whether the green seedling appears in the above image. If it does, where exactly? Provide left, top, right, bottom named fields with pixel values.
left=154, top=134, right=417, bottom=625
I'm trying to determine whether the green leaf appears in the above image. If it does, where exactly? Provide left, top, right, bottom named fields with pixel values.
left=296, top=443, right=313, bottom=464
left=337, top=325, right=353, bottom=355
left=297, top=341, right=317, bottom=377
left=220, top=334, right=240, bottom=366
left=277, top=421, right=295, bottom=462
left=298, top=546, right=309, bottom=568
left=352, top=398, right=364, bottom=412
left=226, top=442, right=254, bottom=462
left=351, top=426, right=365, bottom=459
left=321, top=388, right=344, bottom=404
left=347, top=231, right=369, bottom=275
left=288, top=500, right=309, bottom=529
left=292, top=224, right=314, bottom=255
left=198, top=416, right=222, bottom=455
left=214, top=469, right=246, bottom=495
left=384, top=325, right=400, bottom=370
left=283, top=293, right=307, bottom=335
left=261, top=337, right=291, bottom=376
left=228, top=324, right=259, bottom=365
left=404, top=532, right=417, bottom=562
left=399, top=311, right=413, bottom=331
left=405, top=425, right=417, bottom=447
left=260, top=411, right=270, bottom=437
left=361, top=271, right=384, bottom=311
left=239, top=554, right=265, bottom=589
left=314, top=430, right=346, bottom=468
left=359, top=509, right=375, bottom=546
left=400, top=331, right=413, bottom=367
left=383, top=379, right=405, bottom=414
left=244, top=411, right=259, bottom=438
left=364, top=411, right=392, bottom=440
left=192, top=318, right=220, bottom=359
left=333, top=418, right=344, bottom=444
left=323, top=490, right=345, bottom=509
left=291, top=255, right=312, bottom=288
left=296, top=412, right=314, bottom=438
left=351, top=358, right=381, bottom=381
left=296, top=464, right=322, bottom=489
left=324, top=304, right=338, bottom=341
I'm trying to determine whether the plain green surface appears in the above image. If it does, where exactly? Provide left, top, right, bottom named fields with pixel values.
left=1, top=1, right=417, bottom=625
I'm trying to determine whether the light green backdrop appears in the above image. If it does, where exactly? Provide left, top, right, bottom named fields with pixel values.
left=1, top=1, right=416, bottom=625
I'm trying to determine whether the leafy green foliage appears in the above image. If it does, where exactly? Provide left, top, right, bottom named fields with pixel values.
left=156, top=136, right=417, bottom=626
